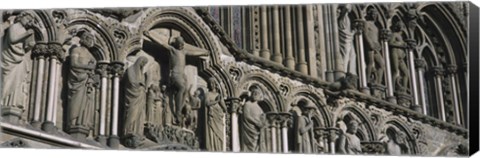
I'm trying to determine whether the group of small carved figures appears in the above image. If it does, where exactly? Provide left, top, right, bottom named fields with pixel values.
left=1, top=9, right=410, bottom=154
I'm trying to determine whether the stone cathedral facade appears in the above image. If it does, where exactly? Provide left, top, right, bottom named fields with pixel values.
left=0, top=2, right=470, bottom=156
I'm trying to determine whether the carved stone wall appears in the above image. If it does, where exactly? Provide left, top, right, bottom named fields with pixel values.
left=0, top=2, right=469, bottom=156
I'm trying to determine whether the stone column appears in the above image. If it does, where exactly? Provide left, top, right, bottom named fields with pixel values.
left=260, top=6, right=270, bottom=59
left=284, top=6, right=295, bottom=70
left=381, top=29, right=395, bottom=103
left=108, top=61, right=124, bottom=148
left=432, top=67, right=446, bottom=121
left=354, top=19, right=369, bottom=94
left=278, top=112, right=291, bottom=153
left=296, top=6, right=308, bottom=74
left=406, top=39, right=421, bottom=112
left=326, top=128, right=338, bottom=154
left=272, top=6, right=282, bottom=63
left=226, top=98, right=241, bottom=152
left=31, top=43, right=48, bottom=128
left=446, top=65, right=462, bottom=124
left=42, top=42, right=64, bottom=133
left=96, top=61, right=109, bottom=145
left=306, top=5, right=318, bottom=78
left=415, top=59, right=428, bottom=115
left=313, top=128, right=326, bottom=154
left=266, top=112, right=278, bottom=153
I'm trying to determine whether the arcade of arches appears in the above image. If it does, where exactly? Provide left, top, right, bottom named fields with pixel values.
left=0, top=2, right=470, bottom=156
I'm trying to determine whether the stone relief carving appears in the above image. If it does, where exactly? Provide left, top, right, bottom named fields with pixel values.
left=294, top=99, right=315, bottom=153
left=389, top=21, right=409, bottom=94
left=1, top=12, right=36, bottom=116
left=336, top=119, right=362, bottom=154
left=239, top=85, right=267, bottom=152
left=205, top=78, right=227, bottom=151
left=337, top=4, right=357, bottom=76
left=363, top=7, right=385, bottom=85
left=66, top=30, right=97, bottom=139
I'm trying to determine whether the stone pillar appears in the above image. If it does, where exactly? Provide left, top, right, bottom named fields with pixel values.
left=251, top=6, right=261, bottom=57
left=306, top=5, right=318, bottom=78
left=31, top=43, right=48, bottom=128
left=278, top=112, right=291, bottom=153
left=272, top=6, right=282, bottom=63
left=446, top=65, right=462, bottom=124
left=316, top=4, right=327, bottom=80
left=326, top=128, right=338, bottom=154
left=381, top=29, right=395, bottom=103
left=284, top=6, right=295, bottom=70
left=226, top=98, right=241, bottom=152
left=432, top=67, right=446, bottom=121
left=108, top=61, right=124, bottom=148
left=313, top=128, right=326, bottom=154
left=260, top=6, right=270, bottom=59
left=266, top=112, right=278, bottom=153
left=42, top=42, right=64, bottom=133
left=406, top=39, right=421, bottom=112
left=415, top=59, right=428, bottom=115
left=96, top=61, right=109, bottom=145
left=296, top=6, right=308, bottom=74
left=354, top=19, right=369, bottom=94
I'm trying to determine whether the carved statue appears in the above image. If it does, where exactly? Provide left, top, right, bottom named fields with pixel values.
left=363, top=8, right=385, bottom=85
left=338, top=4, right=357, bottom=75
left=336, top=120, right=362, bottom=154
left=123, top=56, right=148, bottom=142
left=383, top=129, right=408, bottom=155
left=144, top=31, right=209, bottom=125
left=205, top=78, right=227, bottom=151
left=239, top=86, right=267, bottom=152
left=181, top=85, right=202, bottom=131
left=161, top=85, right=173, bottom=126
left=1, top=12, right=36, bottom=110
left=67, top=30, right=97, bottom=131
left=389, top=21, right=409, bottom=93
left=295, top=101, right=315, bottom=153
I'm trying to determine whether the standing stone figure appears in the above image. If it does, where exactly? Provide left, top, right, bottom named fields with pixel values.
left=240, top=86, right=266, bottom=152
left=123, top=56, right=148, bottom=146
left=205, top=78, right=227, bottom=151
left=364, top=8, right=385, bottom=85
left=383, top=129, right=407, bottom=155
left=389, top=21, right=409, bottom=93
left=161, top=85, right=173, bottom=126
left=295, top=101, right=315, bottom=153
left=67, top=31, right=97, bottom=133
left=2, top=12, right=35, bottom=110
left=186, top=85, right=202, bottom=131
left=336, top=120, right=362, bottom=154
left=144, top=31, right=209, bottom=124
left=338, top=4, right=357, bottom=76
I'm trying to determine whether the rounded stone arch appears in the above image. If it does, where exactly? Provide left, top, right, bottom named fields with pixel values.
left=288, top=86, right=331, bottom=127
left=236, top=71, right=284, bottom=112
left=336, top=105, right=377, bottom=141
left=3, top=10, right=55, bottom=42
left=136, top=7, right=234, bottom=97
left=381, top=118, right=419, bottom=154
left=65, top=12, right=119, bottom=61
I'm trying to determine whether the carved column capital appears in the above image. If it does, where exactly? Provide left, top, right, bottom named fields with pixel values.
left=266, top=112, right=279, bottom=128
left=226, top=97, right=241, bottom=113
left=380, top=29, right=391, bottom=41
left=109, top=61, right=125, bottom=77
left=277, top=112, right=292, bottom=128
left=32, top=43, right=49, bottom=59
left=446, top=65, right=458, bottom=75
left=415, top=59, right=426, bottom=69
left=406, top=39, right=417, bottom=50
left=432, top=66, right=444, bottom=76
left=354, top=19, right=365, bottom=34
left=325, top=127, right=340, bottom=142
left=48, top=42, right=65, bottom=62
left=96, top=61, right=110, bottom=78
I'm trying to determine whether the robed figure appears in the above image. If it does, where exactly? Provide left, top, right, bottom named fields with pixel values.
left=239, top=86, right=266, bottom=152
left=123, top=56, right=148, bottom=138
left=205, top=78, right=227, bottom=151
left=336, top=120, right=362, bottom=154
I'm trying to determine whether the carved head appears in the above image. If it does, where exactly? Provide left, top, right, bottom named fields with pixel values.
left=208, top=78, right=219, bottom=92
left=347, top=120, right=359, bottom=134
left=392, top=21, right=405, bottom=32
left=171, top=36, right=185, bottom=50
left=194, top=89, right=201, bottom=97
left=16, top=12, right=34, bottom=28
left=161, top=85, right=167, bottom=92
left=366, top=7, right=378, bottom=21
left=79, top=31, right=95, bottom=48
left=250, top=86, right=263, bottom=102
left=136, top=56, right=149, bottom=68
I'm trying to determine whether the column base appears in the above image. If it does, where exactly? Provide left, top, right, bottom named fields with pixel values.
left=41, top=121, right=56, bottom=133
left=360, top=87, right=370, bottom=94
left=273, top=54, right=283, bottom=63
left=260, top=49, right=271, bottom=60
left=395, top=92, right=411, bottom=107
left=31, top=121, right=43, bottom=129
left=369, top=83, right=386, bottom=99
left=334, top=71, right=346, bottom=81
left=1, top=107, right=24, bottom=124
left=67, top=125, right=90, bottom=141
left=96, top=135, right=108, bottom=146
left=296, top=63, right=309, bottom=75
left=108, top=135, right=120, bottom=149
left=410, top=104, right=422, bottom=113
